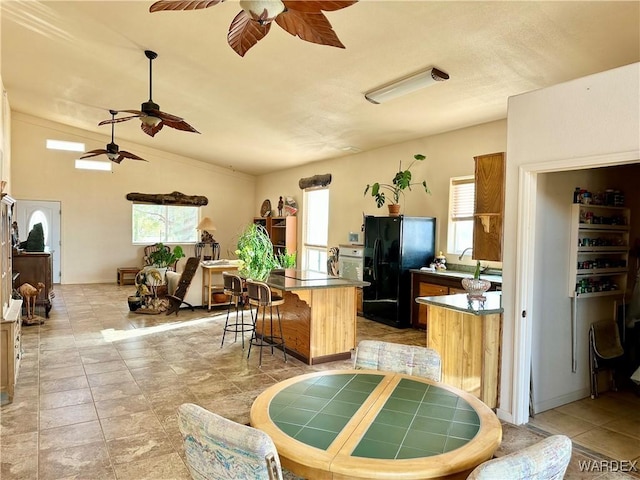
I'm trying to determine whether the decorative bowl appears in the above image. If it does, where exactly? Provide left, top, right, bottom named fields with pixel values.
left=461, top=278, right=491, bottom=299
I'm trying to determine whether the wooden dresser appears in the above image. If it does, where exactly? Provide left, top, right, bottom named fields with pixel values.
left=13, top=251, right=54, bottom=318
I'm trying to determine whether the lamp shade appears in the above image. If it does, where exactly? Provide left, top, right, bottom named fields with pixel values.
left=197, top=217, right=217, bottom=232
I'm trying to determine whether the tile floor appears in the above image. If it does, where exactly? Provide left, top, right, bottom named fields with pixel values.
left=1, top=282, right=639, bottom=479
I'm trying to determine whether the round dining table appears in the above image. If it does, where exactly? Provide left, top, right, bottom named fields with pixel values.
left=250, top=369, right=502, bottom=480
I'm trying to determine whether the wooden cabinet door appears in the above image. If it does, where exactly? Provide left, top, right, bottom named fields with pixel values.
left=473, top=152, right=505, bottom=262
left=413, top=282, right=449, bottom=329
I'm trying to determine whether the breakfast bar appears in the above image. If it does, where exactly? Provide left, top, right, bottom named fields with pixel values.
left=416, top=291, right=503, bottom=408
left=264, top=270, right=369, bottom=365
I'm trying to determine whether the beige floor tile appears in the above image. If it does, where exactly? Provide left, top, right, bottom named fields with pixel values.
left=0, top=431, right=39, bottom=480
left=94, top=394, right=153, bottom=419
left=573, top=427, right=640, bottom=462
left=106, top=429, right=175, bottom=465
left=556, top=400, right=620, bottom=426
left=529, top=409, right=599, bottom=437
left=602, top=417, right=640, bottom=440
left=39, top=420, right=103, bottom=450
left=38, top=441, right=114, bottom=480
left=100, top=410, right=165, bottom=440
left=39, top=387, right=93, bottom=410
left=39, top=403, right=98, bottom=430
left=90, top=379, right=143, bottom=401
left=112, top=452, right=191, bottom=480
left=39, top=375, right=89, bottom=394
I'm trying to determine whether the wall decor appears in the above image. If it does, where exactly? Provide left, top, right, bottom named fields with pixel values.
left=126, top=191, right=208, bottom=206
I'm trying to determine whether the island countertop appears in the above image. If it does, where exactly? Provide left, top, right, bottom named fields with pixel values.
left=416, top=291, right=503, bottom=315
left=266, top=269, right=369, bottom=291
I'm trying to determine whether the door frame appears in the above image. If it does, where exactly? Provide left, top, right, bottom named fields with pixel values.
left=511, top=150, right=640, bottom=424
left=15, top=199, right=61, bottom=283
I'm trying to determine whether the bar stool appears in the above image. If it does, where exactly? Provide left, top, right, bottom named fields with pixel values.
left=246, top=279, right=287, bottom=366
left=221, top=272, right=253, bottom=349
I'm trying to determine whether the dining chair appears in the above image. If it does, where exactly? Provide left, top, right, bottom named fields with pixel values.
left=246, top=279, right=286, bottom=366
left=353, top=339, right=442, bottom=382
left=177, top=403, right=284, bottom=480
left=467, top=434, right=572, bottom=480
left=221, top=272, right=254, bottom=349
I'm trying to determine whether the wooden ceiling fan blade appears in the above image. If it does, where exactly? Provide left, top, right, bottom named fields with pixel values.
left=276, top=10, right=344, bottom=48
left=228, top=10, right=271, bottom=57
left=154, top=109, right=185, bottom=122
left=98, top=113, right=141, bottom=126
left=141, top=122, right=163, bottom=137
left=282, top=1, right=357, bottom=13
left=149, top=0, right=224, bottom=13
left=120, top=150, right=148, bottom=162
left=80, top=149, right=107, bottom=159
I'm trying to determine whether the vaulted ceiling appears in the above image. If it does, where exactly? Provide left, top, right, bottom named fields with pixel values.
left=2, top=1, right=639, bottom=175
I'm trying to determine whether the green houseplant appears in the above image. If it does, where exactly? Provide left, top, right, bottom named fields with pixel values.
left=235, top=223, right=296, bottom=280
left=364, top=153, right=431, bottom=215
left=148, top=243, right=185, bottom=268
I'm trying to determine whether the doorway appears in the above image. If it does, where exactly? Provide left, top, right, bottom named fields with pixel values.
left=15, top=200, right=61, bottom=283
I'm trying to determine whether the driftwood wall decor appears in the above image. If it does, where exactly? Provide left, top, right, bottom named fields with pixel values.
left=126, top=191, right=208, bottom=206
left=299, top=174, right=332, bottom=190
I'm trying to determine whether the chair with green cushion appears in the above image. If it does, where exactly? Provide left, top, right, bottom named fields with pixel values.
left=467, top=434, right=572, bottom=480
left=353, top=340, right=442, bottom=382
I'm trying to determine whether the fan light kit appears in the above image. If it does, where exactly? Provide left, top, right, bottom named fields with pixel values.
left=99, top=50, right=199, bottom=137
left=149, top=0, right=358, bottom=57
left=364, top=67, right=450, bottom=105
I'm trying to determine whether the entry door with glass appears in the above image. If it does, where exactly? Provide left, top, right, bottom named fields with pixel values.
left=16, top=200, right=61, bottom=283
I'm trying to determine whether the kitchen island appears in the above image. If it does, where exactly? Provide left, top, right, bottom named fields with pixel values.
left=264, top=270, right=369, bottom=365
left=416, top=291, right=503, bottom=408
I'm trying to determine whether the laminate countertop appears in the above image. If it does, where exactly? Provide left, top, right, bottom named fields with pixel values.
left=416, top=291, right=503, bottom=316
left=266, top=269, right=369, bottom=291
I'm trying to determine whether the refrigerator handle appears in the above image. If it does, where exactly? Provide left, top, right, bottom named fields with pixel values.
left=373, top=238, right=379, bottom=281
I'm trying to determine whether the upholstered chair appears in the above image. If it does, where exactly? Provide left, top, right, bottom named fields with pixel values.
left=467, top=434, right=572, bottom=480
left=177, top=403, right=283, bottom=480
left=353, top=340, right=442, bottom=382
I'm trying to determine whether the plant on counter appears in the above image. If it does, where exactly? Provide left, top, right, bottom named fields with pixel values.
left=235, top=223, right=298, bottom=280
left=364, top=153, right=431, bottom=214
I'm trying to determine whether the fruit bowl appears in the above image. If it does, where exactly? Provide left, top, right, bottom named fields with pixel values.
left=461, top=278, right=491, bottom=299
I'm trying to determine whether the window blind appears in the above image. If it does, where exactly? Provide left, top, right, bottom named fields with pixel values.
left=451, top=179, right=475, bottom=220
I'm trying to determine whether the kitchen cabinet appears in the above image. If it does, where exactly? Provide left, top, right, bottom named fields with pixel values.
left=13, top=251, right=54, bottom=317
left=410, top=270, right=500, bottom=329
left=473, top=152, right=505, bottom=261
left=568, top=203, right=630, bottom=298
left=1, top=194, right=22, bottom=405
left=253, top=216, right=297, bottom=257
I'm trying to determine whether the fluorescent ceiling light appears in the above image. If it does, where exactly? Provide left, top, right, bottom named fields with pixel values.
left=365, top=67, right=449, bottom=104
left=46, top=139, right=85, bottom=152
left=75, top=159, right=112, bottom=171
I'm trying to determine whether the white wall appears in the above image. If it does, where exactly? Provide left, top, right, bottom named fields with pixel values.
left=255, top=120, right=507, bottom=265
left=10, top=112, right=257, bottom=284
left=505, top=62, right=640, bottom=423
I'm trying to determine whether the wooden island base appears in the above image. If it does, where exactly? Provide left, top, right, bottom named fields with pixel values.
left=257, top=277, right=361, bottom=365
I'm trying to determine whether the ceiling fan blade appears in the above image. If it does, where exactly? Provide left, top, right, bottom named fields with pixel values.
left=275, top=10, right=345, bottom=48
left=98, top=113, right=142, bottom=126
left=141, top=121, right=164, bottom=137
left=149, top=109, right=200, bottom=134
left=151, top=109, right=184, bottom=122
left=119, top=151, right=148, bottom=162
left=282, top=1, right=357, bottom=13
left=149, top=0, right=224, bottom=13
left=228, top=10, right=271, bottom=57
left=80, top=149, right=107, bottom=159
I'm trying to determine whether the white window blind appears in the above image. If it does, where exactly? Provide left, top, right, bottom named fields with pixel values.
left=450, top=178, right=475, bottom=221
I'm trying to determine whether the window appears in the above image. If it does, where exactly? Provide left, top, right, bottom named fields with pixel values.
left=132, top=204, right=199, bottom=244
left=46, top=139, right=85, bottom=152
left=447, top=176, right=475, bottom=254
left=75, top=159, right=112, bottom=171
left=302, top=188, right=329, bottom=272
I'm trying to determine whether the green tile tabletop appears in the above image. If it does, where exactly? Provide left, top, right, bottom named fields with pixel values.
left=251, top=369, right=502, bottom=480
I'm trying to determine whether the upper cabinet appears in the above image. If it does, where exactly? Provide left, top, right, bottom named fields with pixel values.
left=473, top=152, right=505, bottom=262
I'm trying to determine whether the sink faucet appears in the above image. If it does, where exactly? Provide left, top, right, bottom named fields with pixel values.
left=458, top=247, right=473, bottom=261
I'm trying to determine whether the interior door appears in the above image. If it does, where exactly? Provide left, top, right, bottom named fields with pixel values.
left=16, top=200, right=61, bottom=283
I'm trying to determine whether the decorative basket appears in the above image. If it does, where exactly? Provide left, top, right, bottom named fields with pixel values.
left=461, top=278, right=491, bottom=299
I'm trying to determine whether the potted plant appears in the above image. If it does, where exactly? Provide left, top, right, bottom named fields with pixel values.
left=235, top=223, right=296, bottom=280
left=364, top=153, right=430, bottom=216
left=148, top=243, right=185, bottom=269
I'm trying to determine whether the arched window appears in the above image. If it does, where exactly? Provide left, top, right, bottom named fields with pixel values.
left=28, top=210, right=49, bottom=244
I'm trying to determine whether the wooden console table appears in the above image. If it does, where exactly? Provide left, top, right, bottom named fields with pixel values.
left=200, top=260, right=241, bottom=310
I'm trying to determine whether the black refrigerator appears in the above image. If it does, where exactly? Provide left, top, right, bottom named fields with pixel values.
left=363, top=216, right=436, bottom=328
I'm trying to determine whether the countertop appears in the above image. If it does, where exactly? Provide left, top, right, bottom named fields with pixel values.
left=266, top=269, right=369, bottom=291
left=415, top=291, right=503, bottom=315
left=410, top=268, right=503, bottom=284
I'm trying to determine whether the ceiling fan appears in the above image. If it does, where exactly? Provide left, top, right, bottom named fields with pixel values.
left=82, top=110, right=148, bottom=164
left=149, top=0, right=358, bottom=57
left=99, top=50, right=199, bottom=137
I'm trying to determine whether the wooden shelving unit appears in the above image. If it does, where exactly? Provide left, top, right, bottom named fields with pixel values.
left=253, top=216, right=297, bottom=257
